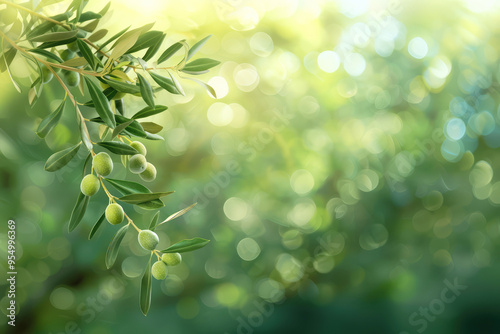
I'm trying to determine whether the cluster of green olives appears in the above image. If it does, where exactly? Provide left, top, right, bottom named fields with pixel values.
left=79, top=141, right=157, bottom=224
left=128, top=141, right=157, bottom=182
left=138, top=230, right=182, bottom=280
left=39, top=46, right=80, bottom=87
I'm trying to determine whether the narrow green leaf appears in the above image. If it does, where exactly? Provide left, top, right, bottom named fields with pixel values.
left=26, top=12, right=72, bottom=39
left=81, top=19, right=100, bottom=33
left=142, top=33, right=165, bottom=61
left=38, top=37, right=78, bottom=49
left=109, top=23, right=154, bottom=60
left=68, top=192, right=90, bottom=232
left=98, top=26, right=130, bottom=52
left=140, top=122, right=162, bottom=134
left=160, top=238, right=210, bottom=253
left=182, top=58, right=220, bottom=72
left=82, top=152, right=92, bottom=177
left=90, top=115, right=146, bottom=138
left=132, top=105, right=168, bottom=119
left=28, top=48, right=63, bottom=63
left=140, top=255, right=152, bottom=316
left=127, top=31, right=163, bottom=54
left=98, top=2, right=111, bottom=16
left=166, top=71, right=185, bottom=96
left=104, top=78, right=140, bottom=94
left=187, top=35, right=211, bottom=61
left=184, top=77, right=217, bottom=98
left=36, top=99, right=65, bottom=138
left=105, top=178, right=152, bottom=194
left=44, top=142, right=81, bottom=172
left=105, top=224, right=130, bottom=268
left=79, top=11, right=101, bottom=22
left=149, top=72, right=180, bottom=94
left=115, top=99, right=124, bottom=116
left=32, top=30, right=79, bottom=43
left=143, top=132, right=164, bottom=141
left=97, top=141, right=139, bottom=155
left=84, top=76, right=116, bottom=128
left=104, top=178, right=164, bottom=210
left=156, top=203, right=197, bottom=228
left=88, top=29, right=108, bottom=43
left=60, top=56, right=88, bottom=67
left=149, top=212, right=160, bottom=230
left=137, top=73, right=154, bottom=107
left=112, top=120, right=134, bottom=139
left=89, top=212, right=106, bottom=240
left=0, top=48, right=18, bottom=72
left=157, top=41, right=184, bottom=65
left=118, top=192, right=174, bottom=204
left=77, top=39, right=97, bottom=70
left=83, top=87, right=116, bottom=106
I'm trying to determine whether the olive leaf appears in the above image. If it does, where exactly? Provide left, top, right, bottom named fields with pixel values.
left=98, top=26, right=130, bottom=52
left=132, top=105, right=168, bottom=119
left=77, top=39, right=99, bottom=70
left=44, top=142, right=81, bottom=172
left=84, top=76, right=116, bottom=128
left=118, top=192, right=174, bottom=204
left=127, top=30, right=164, bottom=54
left=155, top=203, right=197, bottom=228
left=88, top=29, right=108, bottom=43
left=143, top=33, right=165, bottom=61
left=160, top=238, right=210, bottom=253
left=36, top=98, right=65, bottom=138
left=97, top=141, right=139, bottom=155
left=82, top=152, right=92, bottom=177
left=111, top=120, right=134, bottom=139
left=157, top=41, right=184, bottom=65
left=28, top=48, right=63, bottom=63
left=137, top=73, right=155, bottom=107
left=140, top=122, right=162, bottom=134
left=109, top=23, right=154, bottom=60
left=104, top=78, right=140, bottom=94
left=79, top=11, right=102, bottom=22
left=149, top=72, right=180, bottom=94
left=186, top=35, right=212, bottom=61
left=149, top=211, right=160, bottom=230
left=182, top=58, right=220, bottom=73
left=105, top=224, right=130, bottom=268
left=68, top=192, right=90, bottom=232
left=140, top=255, right=152, bottom=316
left=104, top=178, right=164, bottom=210
left=184, top=77, right=217, bottom=98
left=31, top=30, right=79, bottom=43
left=89, top=211, right=106, bottom=240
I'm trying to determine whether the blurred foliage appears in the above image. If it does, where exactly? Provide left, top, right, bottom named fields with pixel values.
left=2, top=0, right=500, bottom=333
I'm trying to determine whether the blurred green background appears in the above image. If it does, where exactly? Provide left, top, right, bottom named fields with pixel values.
left=2, top=0, right=500, bottom=333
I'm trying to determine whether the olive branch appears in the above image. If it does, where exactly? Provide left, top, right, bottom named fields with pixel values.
left=0, top=0, right=217, bottom=315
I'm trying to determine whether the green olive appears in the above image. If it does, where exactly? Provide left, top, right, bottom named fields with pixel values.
left=138, top=230, right=159, bottom=251
left=139, top=163, right=156, bottom=182
left=151, top=261, right=168, bottom=280
left=105, top=203, right=124, bottom=225
left=64, top=71, right=80, bottom=87
left=129, top=154, right=147, bottom=174
left=41, top=65, right=53, bottom=83
left=130, top=141, right=147, bottom=156
left=93, top=152, right=113, bottom=176
left=161, top=253, right=181, bottom=266
left=80, top=174, right=100, bottom=196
